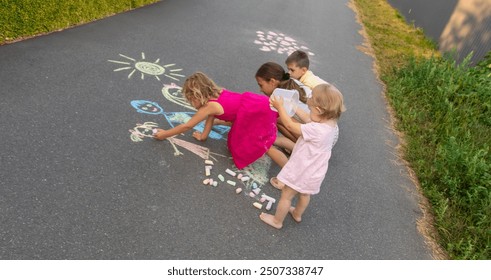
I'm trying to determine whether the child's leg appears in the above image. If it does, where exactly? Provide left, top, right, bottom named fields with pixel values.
left=266, top=146, right=288, bottom=168
left=260, top=186, right=298, bottom=229
left=274, top=136, right=295, bottom=152
left=289, top=193, right=310, bottom=223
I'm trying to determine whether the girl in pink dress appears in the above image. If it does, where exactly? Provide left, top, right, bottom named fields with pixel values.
left=260, top=84, right=346, bottom=229
left=153, top=72, right=288, bottom=169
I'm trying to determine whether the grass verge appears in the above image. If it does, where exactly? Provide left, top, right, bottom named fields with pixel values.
left=352, top=0, right=490, bottom=259
left=0, top=0, right=161, bottom=44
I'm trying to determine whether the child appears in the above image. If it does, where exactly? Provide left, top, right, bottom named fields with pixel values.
left=260, top=84, right=346, bottom=229
left=255, top=62, right=309, bottom=150
left=255, top=62, right=307, bottom=102
left=153, top=72, right=288, bottom=169
left=285, top=50, right=329, bottom=90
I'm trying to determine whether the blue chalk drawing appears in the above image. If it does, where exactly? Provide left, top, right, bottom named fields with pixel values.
left=130, top=100, right=230, bottom=141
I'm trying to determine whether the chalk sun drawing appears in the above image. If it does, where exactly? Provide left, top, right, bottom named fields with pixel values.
left=108, top=52, right=184, bottom=81
left=254, top=31, right=315, bottom=56
left=130, top=100, right=230, bottom=141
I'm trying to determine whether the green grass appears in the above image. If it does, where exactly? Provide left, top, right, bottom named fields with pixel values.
left=0, top=0, right=160, bottom=44
left=353, top=0, right=491, bottom=259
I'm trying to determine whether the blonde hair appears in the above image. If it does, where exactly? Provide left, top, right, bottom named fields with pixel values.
left=308, top=84, right=346, bottom=120
left=182, top=72, right=222, bottom=106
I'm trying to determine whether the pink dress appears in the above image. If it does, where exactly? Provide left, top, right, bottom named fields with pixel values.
left=277, top=122, right=339, bottom=194
left=209, top=89, right=278, bottom=169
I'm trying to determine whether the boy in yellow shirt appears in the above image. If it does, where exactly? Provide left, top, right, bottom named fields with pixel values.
left=285, top=50, right=329, bottom=94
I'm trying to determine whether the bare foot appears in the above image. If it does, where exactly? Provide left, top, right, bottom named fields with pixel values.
left=259, top=212, right=282, bottom=229
left=289, top=207, right=301, bottom=223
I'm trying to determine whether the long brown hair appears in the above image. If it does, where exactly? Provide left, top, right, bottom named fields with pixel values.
left=255, top=62, right=307, bottom=103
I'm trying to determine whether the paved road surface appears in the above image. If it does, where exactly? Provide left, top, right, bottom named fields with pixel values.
left=0, top=0, right=431, bottom=259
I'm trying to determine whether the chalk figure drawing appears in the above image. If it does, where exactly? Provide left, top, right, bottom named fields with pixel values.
left=130, top=100, right=229, bottom=141
left=110, top=51, right=272, bottom=197
left=254, top=30, right=315, bottom=56
left=108, top=52, right=184, bottom=81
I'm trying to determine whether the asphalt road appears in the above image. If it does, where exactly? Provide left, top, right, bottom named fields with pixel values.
left=0, top=0, right=432, bottom=259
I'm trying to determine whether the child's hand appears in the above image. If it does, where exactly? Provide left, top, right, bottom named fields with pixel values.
left=192, top=130, right=204, bottom=141
left=269, top=95, right=284, bottom=110
left=153, top=128, right=167, bottom=140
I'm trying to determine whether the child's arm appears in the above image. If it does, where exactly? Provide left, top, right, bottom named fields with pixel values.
left=153, top=102, right=221, bottom=140
left=192, top=115, right=215, bottom=141
left=270, top=96, right=302, bottom=137
left=294, top=106, right=311, bottom=123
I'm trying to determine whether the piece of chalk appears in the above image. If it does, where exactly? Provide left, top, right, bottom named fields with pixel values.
left=266, top=200, right=273, bottom=210
left=208, top=178, right=214, bottom=185
left=252, top=182, right=258, bottom=188
left=203, top=178, right=210, bottom=185
left=226, top=180, right=236, bottom=186
left=217, top=174, right=225, bottom=182
left=235, top=187, right=242, bottom=194
left=237, top=174, right=243, bottom=179
left=240, top=176, right=250, bottom=182
left=252, top=188, right=261, bottom=195
left=259, top=197, right=266, bottom=203
left=204, top=160, right=214, bottom=165
left=205, top=165, right=212, bottom=176
left=249, top=192, right=256, bottom=198
left=225, top=169, right=236, bottom=177
left=261, top=194, right=276, bottom=203
left=253, top=202, right=263, bottom=209
left=213, top=181, right=218, bottom=187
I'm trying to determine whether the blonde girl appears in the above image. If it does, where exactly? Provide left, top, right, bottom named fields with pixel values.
left=154, top=72, right=288, bottom=169
left=260, top=84, right=346, bottom=229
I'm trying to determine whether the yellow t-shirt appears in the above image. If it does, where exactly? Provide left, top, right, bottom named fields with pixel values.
left=299, top=70, right=329, bottom=90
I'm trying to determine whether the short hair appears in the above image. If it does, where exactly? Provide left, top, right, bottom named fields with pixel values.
left=308, top=84, right=346, bottom=120
left=285, top=50, right=310, bottom=69
left=182, top=72, right=222, bottom=106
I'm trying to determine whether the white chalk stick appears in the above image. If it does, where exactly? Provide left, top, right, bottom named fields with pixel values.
left=240, top=176, right=250, bottom=182
left=226, top=180, right=236, bottom=186
left=217, top=174, right=225, bottom=182
left=235, top=187, right=242, bottom=194
left=252, top=188, right=261, bottom=195
left=253, top=202, right=263, bottom=209
left=204, top=160, right=214, bottom=165
left=225, top=169, right=236, bottom=177
left=266, top=200, right=273, bottom=210
left=205, top=166, right=211, bottom=176
left=213, top=181, right=218, bottom=187
left=261, top=194, right=276, bottom=203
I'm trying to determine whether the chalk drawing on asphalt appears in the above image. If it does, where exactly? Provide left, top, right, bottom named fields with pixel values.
left=129, top=122, right=226, bottom=160
left=162, top=83, right=196, bottom=111
left=254, top=31, right=315, bottom=56
left=129, top=122, right=159, bottom=142
left=130, top=100, right=230, bottom=141
left=108, top=52, right=184, bottom=81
